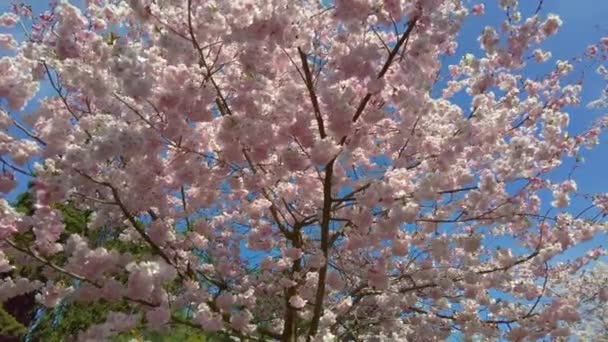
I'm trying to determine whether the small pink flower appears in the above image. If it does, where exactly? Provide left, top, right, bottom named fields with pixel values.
left=472, top=4, right=485, bottom=16
left=0, top=173, right=17, bottom=193
left=391, top=239, right=408, bottom=256
left=0, top=13, right=18, bottom=28
left=215, top=292, right=235, bottom=312
left=230, top=311, right=252, bottom=332
left=289, top=295, right=307, bottom=309
left=0, top=251, right=11, bottom=273
left=587, top=45, right=599, bottom=56
left=282, top=247, right=303, bottom=260
left=541, top=14, right=562, bottom=37
left=146, top=306, right=170, bottom=329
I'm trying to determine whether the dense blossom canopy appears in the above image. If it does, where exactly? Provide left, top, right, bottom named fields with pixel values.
left=0, top=0, right=607, bottom=340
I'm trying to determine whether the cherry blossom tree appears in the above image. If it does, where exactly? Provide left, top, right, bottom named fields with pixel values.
left=0, top=0, right=607, bottom=340
left=558, top=261, right=608, bottom=341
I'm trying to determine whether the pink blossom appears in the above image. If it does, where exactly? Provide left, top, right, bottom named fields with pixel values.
left=0, top=34, right=17, bottom=51
left=587, top=45, right=599, bottom=56
left=541, top=14, right=563, bottom=37
left=149, top=219, right=175, bottom=245
left=479, top=27, right=499, bottom=53
left=0, top=251, right=11, bottom=273
left=146, top=306, right=170, bottom=329
left=471, top=4, right=485, bottom=16
left=35, top=283, right=73, bottom=308
left=289, top=295, right=307, bottom=309
left=0, top=13, right=18, bottom=28
left=310, top=138, right=341, bottom=165
left=215, top=292, right=235, bottom=312
left=391, top=239, right=409, bottom=256
left=308, top=251, right=326, bottom=268
left=327, top=272, right=345, bottom=291
left=230, top=310, right=252, bottom=332
left=366, top=78, right=385, bottom=94
left=533, top=49, right=552, bottom=63
left=0, top=173, right=16, bottom=193
left=281, top=247, right=304, bottom=260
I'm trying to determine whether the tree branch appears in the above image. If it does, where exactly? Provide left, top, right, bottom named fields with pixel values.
left=298, top=47, right=326, bottom=139
left=307, top=158, right=335, bottom=339
left=349, top=17, right=419, bottom=126
left=74, top=170, right=180, bottom=276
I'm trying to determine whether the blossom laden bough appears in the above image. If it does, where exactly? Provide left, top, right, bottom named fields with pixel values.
left=0, top=0, right=607, bottom=341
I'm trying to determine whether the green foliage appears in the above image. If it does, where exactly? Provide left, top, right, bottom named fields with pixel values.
left=0, top=306, right=27, bottom=338
left=30, top=300, right=131, bottom=342
left=55, top=202, right=91, bottom=237
left=32, top=303, right=217, bottom=342
left=12, top=190, right=35, bottom=216
left=1, top=190, right=37, bottom=338
left=114, top=324, right=210, bottom=342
